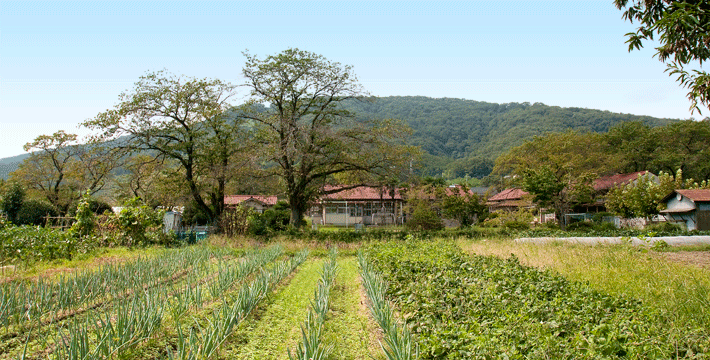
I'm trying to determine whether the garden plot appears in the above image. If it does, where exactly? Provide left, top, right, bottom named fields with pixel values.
left=0, top=244, right=389, bottom=360
left=365, top=240, right=710, bottom=359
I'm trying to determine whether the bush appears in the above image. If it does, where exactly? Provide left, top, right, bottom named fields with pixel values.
left=0, top=224, right=95, bottom=263
left=566, top=221, right=594, bottom=232
left=182, top=200, right=211, bottom=226
left=405, top=202, right=444, bottom=231
left=646, top=222, right=683, bottom=234
left=503, top=220, right=530, bottom=231
left=250, top=201, right=291, bottom=235
left=109, top=197, right=168, bottom=246
left=14, top=199, right=58, bottom=226
left=67, top=196, right=113, bottom=216
left=1, top=182, right=25, bottom=224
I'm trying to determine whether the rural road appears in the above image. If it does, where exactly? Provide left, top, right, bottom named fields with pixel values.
left=515, top=236, right=710, bottom=247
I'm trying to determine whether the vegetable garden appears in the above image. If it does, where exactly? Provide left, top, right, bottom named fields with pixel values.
left=2, top=237, right=710, bottom=359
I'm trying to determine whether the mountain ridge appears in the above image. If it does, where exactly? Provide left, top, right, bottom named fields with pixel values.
left=0, top=96, right=679, bottom=180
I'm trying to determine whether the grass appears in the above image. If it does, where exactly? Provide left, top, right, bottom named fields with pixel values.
left=219, top=258, right=325, bottom=359
left=459, top=238, right=710, bottom=348
left=322, top=257, right=383, bottom=360
left=0, top=246, right=161, bottom=281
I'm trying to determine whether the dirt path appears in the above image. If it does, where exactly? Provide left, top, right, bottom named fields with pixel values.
left=515, top=235, right=710, bottom=247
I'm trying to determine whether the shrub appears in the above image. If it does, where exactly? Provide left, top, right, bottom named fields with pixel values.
left=110, top=197, right=167, bottom=246
left=14, top=199, right=58, bottom=226
left=566, top=221, right=594, bottom=232
left=69, top=192, right=96, bottom=237
left=1, top=182, right=25, bottom=224
left=182, top=200, right=211, bottom=226
left=0, top=224, right=95, bottom=263
left=220, top=206, right=258, bottom=236
left=646, top=222, right=683, bottom=234
left=67, top=196, right=113, bottom=216
left=405, top=202, right=444, bottom=231
left=503, top=220, right=530, bottom=231
left=250, top=201, right=291, bottom=235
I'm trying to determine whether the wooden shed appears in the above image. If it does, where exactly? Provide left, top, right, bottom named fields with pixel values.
left=660, top=189, right=710, bottom=231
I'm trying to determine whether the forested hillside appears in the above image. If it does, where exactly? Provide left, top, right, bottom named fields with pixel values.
left=0, top=96, right=679, bottom=180
left=345, top=96, right=677, bottom=160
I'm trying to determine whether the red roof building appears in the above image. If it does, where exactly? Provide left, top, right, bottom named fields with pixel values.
left=311, top=186, right=404, bottom=226
left=593, top=171, right=653, bottom=192
left=224, top=195, right=278, bottom=213
left=660, top=189, right=710, bottom=231
left=486, top=188, right=533, bottom=211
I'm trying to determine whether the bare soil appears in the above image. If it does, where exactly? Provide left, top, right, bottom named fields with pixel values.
left=658, top=251, right=710, bottom=270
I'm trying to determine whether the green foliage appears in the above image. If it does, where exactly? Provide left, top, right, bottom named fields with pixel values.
left=69, top=191, right=96, bottom=238
left=615, top=0, right=710, bottom=112
left=182, top=200, right=211, bottom=226
left=219, top=206, right=258, bottom=236
left=1, top=182, right=25, bottom=224
left=242, top=49, right=419, bottom=227
left=0, top=225, right=94, bottom=263
left=365, top=240, right=708, bottom=358
left=441, top=192, right=487, bottom=227
left=405, top=201, right=444, bottom=231
left=605, top=170, right=710, bottom=218
left=67, top=196, right=113, bottom=216
left=111, top=197, right=166, bottom=246
left=249, top=201, right=291, bottom=235
left=343, top=96, right=674, bottom=166
left=14, top=199, right=58, bottom=226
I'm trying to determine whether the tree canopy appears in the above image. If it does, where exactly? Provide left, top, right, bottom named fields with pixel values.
left=240, top=49, right=417, bottom=227
left=82, top=71, right=252, bottom=223
left=616, top=0, right=710, bottom=113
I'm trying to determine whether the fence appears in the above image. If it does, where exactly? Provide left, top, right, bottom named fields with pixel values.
left=43, top=216, right=76, bottom=230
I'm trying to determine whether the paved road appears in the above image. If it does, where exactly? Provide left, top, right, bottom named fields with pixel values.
left=515, top=236, right=710, bottom=246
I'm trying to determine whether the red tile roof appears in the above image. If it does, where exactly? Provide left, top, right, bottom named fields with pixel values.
left=593, top=171, right=651, bottom=191
left=224, top=195, right=278, bottom=206
left=445, top=185, right=476, bottom=197
left=487, top=188, right=529, bottom=202
left=675, top=189, right=710, bottom=202
left=321, top=186, right=402, bottom=200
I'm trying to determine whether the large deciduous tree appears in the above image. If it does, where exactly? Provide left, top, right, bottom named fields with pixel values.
left=240, top=49, right=416, bottom=227
left=616, top=0, right=710, bottom=113
left=11, top=130, right=121, bottom=214
left=492, top=131, right=607, bottom=228
left=82, top=71, right=251, bottom=223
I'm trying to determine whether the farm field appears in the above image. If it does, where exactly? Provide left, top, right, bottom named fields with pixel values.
left=2, top=237, right=710, bottom=359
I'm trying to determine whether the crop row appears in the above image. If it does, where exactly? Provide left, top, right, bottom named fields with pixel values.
left=47, top=245, right=287, bottom=360
left=170, top=249, right=309, bottom=360
left=289, top=247, right=338, bottom=360
left=365, top=240, right=710, bottom=359
left=359, top=251, right=418, bottom=360
left=0, top=246, right=227, bottom=332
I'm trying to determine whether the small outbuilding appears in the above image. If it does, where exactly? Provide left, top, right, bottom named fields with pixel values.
left=224, top=195, right=278, bottom=213
left=660, top=189, right=710, bottom=231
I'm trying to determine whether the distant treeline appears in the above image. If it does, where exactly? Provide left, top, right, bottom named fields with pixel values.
left=0, top=96, right=681, bottom=181
left=343, top=96, right=678, bottom=177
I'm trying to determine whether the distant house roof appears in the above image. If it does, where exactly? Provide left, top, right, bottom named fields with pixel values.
left=224, top=195, right=278, bottom=206
left=321, top=186, right=402, bottom=201
left=594, top=171, right=652, bottom=191
left=444, top=185, right=476, bottom=197
left=662, top=189, right=710, bottom=203
left=487, top=188, right=528, bottom=202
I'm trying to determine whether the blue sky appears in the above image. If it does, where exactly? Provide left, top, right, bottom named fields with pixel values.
left=0, top=0, right=705, bottom=159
